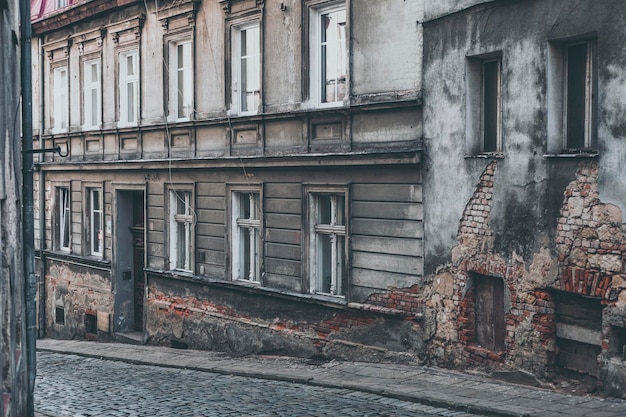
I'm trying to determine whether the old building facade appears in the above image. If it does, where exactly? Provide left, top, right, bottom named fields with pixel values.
left=422, top=0, right=626, bottom=397
left=31, top=0, right=626, bottom=397
left=32, top=0, right=426, bottom=364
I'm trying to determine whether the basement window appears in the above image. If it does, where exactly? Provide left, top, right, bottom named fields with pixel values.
left=608, top=326, right=626, bottom=361
left=474, top=273, right=506, bottom=351
left=55, top=306, right=65, bottom=325
left=85, top=312, right=97, bottom=334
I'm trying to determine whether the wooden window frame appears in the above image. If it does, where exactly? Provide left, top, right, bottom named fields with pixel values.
left=168, top=37, right=194, bottom=122
left=118, top=49, right=139, bottom=127
left=229, top=186, right=263, bottom=283
left=563, top=40, right=595, bottom=150
left=88, top=187, right=104, bottom=257
left=52, top=65, right=69, bottom=133
left=305, top=186, right=349, bottom=297
left=56, top=186, right=71, bottom=252
left=168, top=188, right=194, bottom=272
left=230, top=21, right=262, bottom=115
left=306, top=0, right=348, bottom=108
left=82, top=58, right=102, bottom=130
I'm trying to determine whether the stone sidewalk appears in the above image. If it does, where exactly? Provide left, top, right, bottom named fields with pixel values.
left=36, top=339, right=626, bottom=417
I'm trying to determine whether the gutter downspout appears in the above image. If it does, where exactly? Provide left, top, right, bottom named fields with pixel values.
left=19, top=0, right=36, bottom=415
left=38, top=36, right=46, bottom=339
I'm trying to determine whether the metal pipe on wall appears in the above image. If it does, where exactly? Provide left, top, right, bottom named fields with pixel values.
left=19, top=0, right=36, bottom=414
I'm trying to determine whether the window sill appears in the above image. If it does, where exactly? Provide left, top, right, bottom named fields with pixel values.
left=464, top=152, right=505, bottom=159
left=543, top=151, right=599, bottom=159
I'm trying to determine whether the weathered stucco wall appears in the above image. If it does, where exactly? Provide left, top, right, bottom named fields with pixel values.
left=421, top=0, right=626, bottom=396
left=46, top=260, right=113, bottom=339
left=145, top=274, right=428, bottom=363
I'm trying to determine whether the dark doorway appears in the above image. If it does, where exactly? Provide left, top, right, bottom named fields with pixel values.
left=115, top=190, right=145, bottom=333
left=474, top=273, right=506, bottom=351
left=130, top=193, right=145, bottom=330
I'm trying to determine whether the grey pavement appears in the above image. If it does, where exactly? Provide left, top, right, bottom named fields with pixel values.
left=35, top=338, right=626, bottom=417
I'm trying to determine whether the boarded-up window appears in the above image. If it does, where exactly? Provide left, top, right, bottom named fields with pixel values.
left=554, top=291, right=603, bottom=377
left=474, top=274, right=505, bottom=351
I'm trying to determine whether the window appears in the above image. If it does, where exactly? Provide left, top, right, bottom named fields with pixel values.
left=465, top=55, right=502, bottom=155
left=481, top=59, right=501, bottom=152
left=83, top=59, right=101, bottom=130
left=564, top=41, right=594, bottom=150
left=55, top=0, right=68, bottom=9
left=169, top=40, right=193, bottom=121
left=309, top=2, right=347, bottom=106
left=474, top=274, right=505, bottom=351
left=547, top=39, right=596, bottom=153
left=89, top=188, right=104, bottom=257
left=119, top=50, right=139, bottom=126
left=57, top=187, right=71, bottom=251
left=53, top=66, right=68, bottom=132
left=169, top=190, right=193, bottom=271
left=231, top=23, right=261, bottom=115
left=231, top=190, right=261, bottom=282
left=308, top=191, right=347, bottom=296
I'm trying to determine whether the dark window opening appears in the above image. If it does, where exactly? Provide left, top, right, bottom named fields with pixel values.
left=608, top=326, right=626, bottom=361
left=564, top=41, right=594, bottom=150
left=482, top=60, right=500, bottom=152
left=474, top=273, right=506, bottom=351
left=55, top=306, right=65, bottom=325
left=85, top=312, right=97, bottom=334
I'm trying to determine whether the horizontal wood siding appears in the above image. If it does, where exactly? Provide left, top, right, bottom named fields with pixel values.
left=196, top=181, right=225, bottom=278
left=146, top=181, right=165, bottom=269
left=351, top=181, right=423, bottom=298
left=263, top=182, right=302, bottom=292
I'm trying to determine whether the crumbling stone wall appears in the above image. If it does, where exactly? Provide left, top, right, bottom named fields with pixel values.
left=424, top=162, right=557, bottom=375
left=424, top=160, right=626, bottom=394
left=145, top=275, right=427, bottom=364
left=554, top=162, right=625, bottom=301
left=46, top=260, right=113, bottom=339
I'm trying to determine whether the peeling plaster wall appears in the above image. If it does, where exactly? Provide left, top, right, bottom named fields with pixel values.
left=422, top=0, right=626, bottom=396
left=145, top=275, right=427, bottom=363
left=46, top=260, right=113, bottom=339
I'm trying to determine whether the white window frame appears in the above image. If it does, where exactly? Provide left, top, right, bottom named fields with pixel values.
left=231, top=190, right=262, bottom=282
left=169, top=190, right=194, bottom=272
left=231, top=22, right=261, bottom=115
left=563, top=40, right=594, bottom=150
left=309, top=2, right=347, bottom=108
left=169, top=39, right=193, bottom=121
left=58, top=187, right=71, bottom=252
left=307, top=190, right=347, bottom=297
left=119, top=50, right=139, bottom=127
left=83, top=59, right=101, bottom=130
left=53, top=66, right=68, bottom=132
left=55, top=0, right=68, bottom=10
left=89, top=188, right=104, bottom=257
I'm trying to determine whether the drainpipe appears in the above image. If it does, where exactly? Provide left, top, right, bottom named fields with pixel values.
left=19, top=0, right=36, bottom=414
left=38, top=37, right=46, bottom=339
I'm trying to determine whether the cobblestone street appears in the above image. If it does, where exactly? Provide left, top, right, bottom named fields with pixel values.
left=35, top=352, right=481, bottom=417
